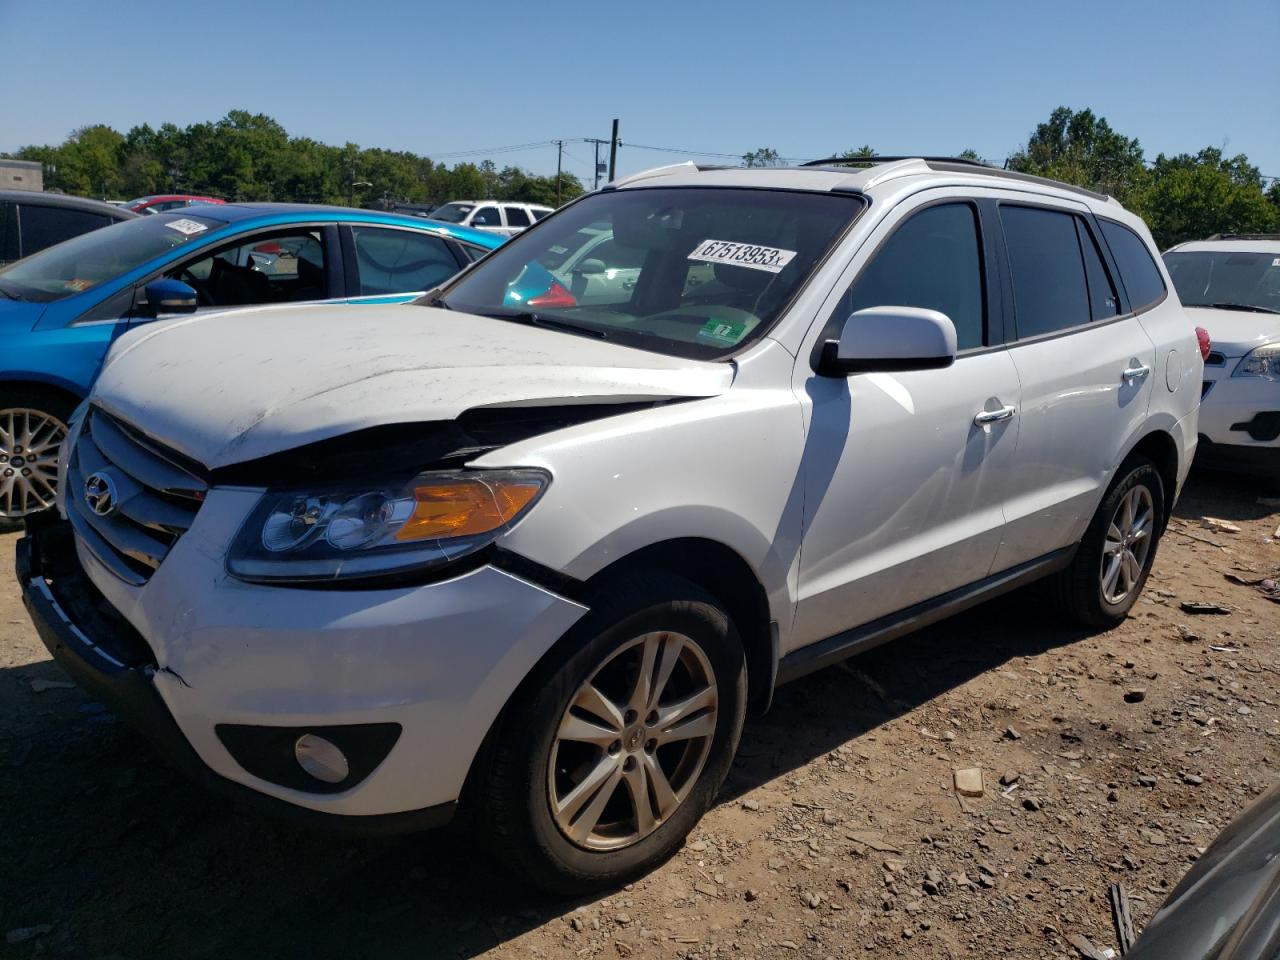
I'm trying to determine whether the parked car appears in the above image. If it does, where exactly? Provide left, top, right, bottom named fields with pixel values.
left=18, top=158, right=1200, bottom=892
left=125, top=194, right=226, bottom=215
left=1127, top=779, right=1280, bottom=959
left=430, top=200, right=554, bottom=236
left=1163, top=234, right=1280, bottom=477
left=0, top=204, right=502, bottom=518
left=0, top=190, right=136, bottom=267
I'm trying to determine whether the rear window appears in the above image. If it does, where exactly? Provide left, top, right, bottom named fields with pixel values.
left=19, top=205, right=112, bottom=257
left=1099, top=219, right=1166, bottom=311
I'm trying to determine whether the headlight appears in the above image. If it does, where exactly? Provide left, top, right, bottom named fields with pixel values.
left=1232, top=343, right=1280, bottom=381
left=227, top=469, right=548, bottom=583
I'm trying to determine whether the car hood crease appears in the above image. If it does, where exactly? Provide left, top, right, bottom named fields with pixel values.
left=92, top=303, right=732, bottom=469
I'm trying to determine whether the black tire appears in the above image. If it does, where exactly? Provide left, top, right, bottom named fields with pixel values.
left=480, top=573, right=747, bottom=894
left=1051, top=455, right=1165, bottom=627
left=0, top=385, right=78, bottom=526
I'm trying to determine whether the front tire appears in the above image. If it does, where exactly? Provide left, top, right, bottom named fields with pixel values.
left=481, top=574, right=747, bottom=894
left=0, top=387, right=75, bottom=524
left=1052, top=455, right=1165, bottom=627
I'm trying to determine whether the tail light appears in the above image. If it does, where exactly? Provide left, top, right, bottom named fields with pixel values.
left=527, top=280, right=577, bottom=309
left=1195, top=326, right=1211, bottom=362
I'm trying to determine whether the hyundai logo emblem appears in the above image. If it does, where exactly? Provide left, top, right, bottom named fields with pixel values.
left=83, top=472, right=118, bottom=517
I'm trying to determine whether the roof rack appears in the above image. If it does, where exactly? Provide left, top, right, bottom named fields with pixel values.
left=802, top=155, right=1110, bottom=202
left=1205, top=233, right=1280, bottom=241
left=800, top=155, right=992, bottom=169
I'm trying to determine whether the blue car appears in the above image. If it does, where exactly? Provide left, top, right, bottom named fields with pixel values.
left=0, top=204, right=502, bottom=518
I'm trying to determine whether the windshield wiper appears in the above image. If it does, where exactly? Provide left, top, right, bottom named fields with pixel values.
left=0, top=285, right=23, bottom=301
left=1200, top=302, right=1280, bottom=315
left=475, top=308, right=608, bottom=339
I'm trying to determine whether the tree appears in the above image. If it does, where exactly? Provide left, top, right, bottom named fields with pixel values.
left=1008, top=106, right=1146, bottom=202
left=1135, top=148, right=1279, bottom=248
left=742, top=147, right=781, bottom=168
left=838, top=145, right=876, bottom=160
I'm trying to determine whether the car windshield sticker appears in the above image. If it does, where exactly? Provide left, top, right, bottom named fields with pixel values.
left=165, top=218, right=208, bottom=237
left=696, top=318, right=748, bottom=346
left=687, top=239, right=797, bottom=274
left=1273, top=257, right=1280, bottom=266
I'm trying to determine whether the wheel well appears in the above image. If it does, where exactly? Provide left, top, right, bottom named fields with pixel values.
left=0, top=380, right=83, bottom=419
left=584, top=538, right=775, bottom=715
left=1126, top=430, right=1179, bottom=530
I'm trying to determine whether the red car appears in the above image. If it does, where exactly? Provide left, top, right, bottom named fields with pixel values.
left=125, top=194, right=225, bottom=215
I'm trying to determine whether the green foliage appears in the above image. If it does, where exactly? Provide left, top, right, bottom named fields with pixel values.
left=1007, top=106, right=1146, bottom=203
left=742, top=147, right=782, bottom=168
left=1008, top=106, right=1278, bottom=248
left=838, top=145, right=877, bottom=160
left=4, top=112, right=583, bottom=209
left=1135, top=148, right=1279, bottom=248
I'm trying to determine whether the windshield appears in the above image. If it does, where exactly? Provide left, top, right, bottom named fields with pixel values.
left=1164, top=250, right=1280, bottom=313
left=438, top=187, right=863, bottom=359
left=431, top=203, right=474, bottom=224
left=0, top=212, right=224, bottom=303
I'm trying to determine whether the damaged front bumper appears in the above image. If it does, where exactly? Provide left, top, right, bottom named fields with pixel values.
left=16, top=512, right=456, bottom=836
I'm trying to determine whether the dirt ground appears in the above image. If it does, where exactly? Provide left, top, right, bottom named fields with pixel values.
left=1, top=469, right=1277, bottom=960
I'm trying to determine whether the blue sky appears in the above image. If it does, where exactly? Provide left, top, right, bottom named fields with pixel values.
left=2, top=0, right=1277, bottom=183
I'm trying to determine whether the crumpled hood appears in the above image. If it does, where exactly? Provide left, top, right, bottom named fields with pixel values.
left=92, top=303, right=732, bottom=468
left=1186, top=306, right=1280, bottom=357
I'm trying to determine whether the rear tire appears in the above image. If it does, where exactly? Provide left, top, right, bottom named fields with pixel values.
left=480, top=573, right=747, bottom=894
left=0, top=386, right=77, bottom=525
left=1052, top=456, right=1165, bottom=627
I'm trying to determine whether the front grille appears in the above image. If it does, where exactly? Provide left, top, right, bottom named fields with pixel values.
left=1202, top=380, right=1215, bottom=399
left=67, top=408, right=207, bottom=585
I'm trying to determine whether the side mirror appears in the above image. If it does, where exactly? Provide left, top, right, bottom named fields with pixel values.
left=573, top=258, right=606, bottom=276
left=817, top=306, right=957, bottom=377
left=140, top=278, right=198, bottom=318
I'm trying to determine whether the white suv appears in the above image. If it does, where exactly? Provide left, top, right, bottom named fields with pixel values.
left=19, top=158, right=1200, bottom=892
left=430, top=200, right=553, bottom=236
left=1163, top=235, right=1280, bottom=477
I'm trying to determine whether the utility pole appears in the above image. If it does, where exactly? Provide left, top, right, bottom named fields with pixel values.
left=608, top=118, right=619, bottom=182
left=554, top=139, right=564, bottom=206
left=584, top=135, right=612, bottom=189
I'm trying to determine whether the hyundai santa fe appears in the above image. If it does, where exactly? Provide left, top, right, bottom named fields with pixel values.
left=18, top=157, right=1201, bottom=892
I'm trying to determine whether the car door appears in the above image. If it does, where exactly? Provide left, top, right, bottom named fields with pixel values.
left=342, top=225, right=468, bottom=304
left=789, top=195, right=1023, bottom=652
left=990, top=200, right=1157, bottom=572
left=503, top=205, right=532, bottom=235
left=470, top=205, right=505, bottom=235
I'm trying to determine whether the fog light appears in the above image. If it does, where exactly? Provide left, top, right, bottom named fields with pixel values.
left=294, top=734, right=350, bottom=784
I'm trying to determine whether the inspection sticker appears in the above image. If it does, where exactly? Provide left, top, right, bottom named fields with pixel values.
left=696, top=318, right=748, bottom=346
left=687, top=239, right=796, bottom=274
left=165, top=218, right=208, bottom=236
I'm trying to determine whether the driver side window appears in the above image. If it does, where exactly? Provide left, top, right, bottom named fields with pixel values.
left=170, top=229, right=328, bottom=307
left=834, top=203, right=986, bottom=350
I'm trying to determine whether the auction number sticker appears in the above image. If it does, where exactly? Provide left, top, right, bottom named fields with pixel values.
left=165, top=218, right=208, bottom=236
left=687, top=239, right=796, bottom=274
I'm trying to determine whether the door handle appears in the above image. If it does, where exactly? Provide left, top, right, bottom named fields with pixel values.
left=1122, top=363, right=1151, bottom=382
left=974, top=404, right=1017, bottom=425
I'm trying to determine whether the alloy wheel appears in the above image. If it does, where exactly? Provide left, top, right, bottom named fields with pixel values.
left=548, top=631, right=718, bottom=851
left=1100, top=484, right=1154, bottom=605
left=0, top=408, right=67, bottom=518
